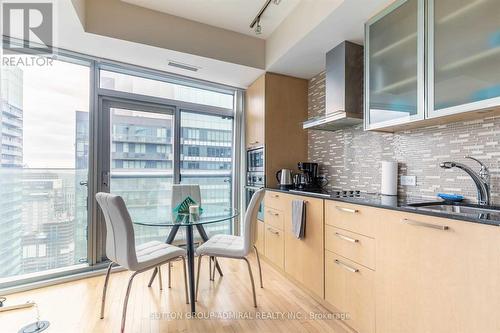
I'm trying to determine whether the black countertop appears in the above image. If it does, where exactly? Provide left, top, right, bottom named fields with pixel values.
left=267, top=188, right=500, bottom=227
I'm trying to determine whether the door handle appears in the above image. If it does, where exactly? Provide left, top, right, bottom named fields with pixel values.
left=335, top=232, right=359, bottom=243
left=79, top=180, right=88, bottom=186
left=267, top=228, right=280, bottom=235
left=334, top=259, right=359, bottom=273
left=102, top=171, right=110, bottom=188
left=335, top=206, right=358, bottom=213
left=402, top=218, right=449, bottom=230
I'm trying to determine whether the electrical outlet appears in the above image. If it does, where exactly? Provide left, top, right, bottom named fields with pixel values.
left=400, top=175, right=417, bottom=186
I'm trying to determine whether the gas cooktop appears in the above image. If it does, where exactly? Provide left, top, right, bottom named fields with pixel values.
left=288, top=188, right=363, bottom=198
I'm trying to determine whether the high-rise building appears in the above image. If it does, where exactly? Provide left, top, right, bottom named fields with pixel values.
left=0, top=66, right=24, bottom=278
left=20, top=171, right=77, bottom=274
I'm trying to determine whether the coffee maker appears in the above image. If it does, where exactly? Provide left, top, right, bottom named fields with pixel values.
left=295, top=162, right=319, bottom=189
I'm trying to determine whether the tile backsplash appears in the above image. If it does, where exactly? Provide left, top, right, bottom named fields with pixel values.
left=307, top=71, right=500, bottom=204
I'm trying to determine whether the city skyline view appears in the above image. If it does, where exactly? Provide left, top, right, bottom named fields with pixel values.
left=0, top=56, right=235, bottom=283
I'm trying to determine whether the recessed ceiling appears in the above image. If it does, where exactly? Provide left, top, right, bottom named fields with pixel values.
left=120, top=0, right=301, bottom=38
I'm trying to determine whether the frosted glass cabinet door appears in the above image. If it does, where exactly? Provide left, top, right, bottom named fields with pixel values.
left=428, top=0, right=500, bottom=117
left=365, top=0, right=425, bottom=129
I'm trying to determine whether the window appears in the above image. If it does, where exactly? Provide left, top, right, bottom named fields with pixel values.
left=1, top=39, right=239, bottom=288
left=100, top=70, right=234, bottom=109
left=187, top=146, right=200, bottom=157
left=0, top=56, right=90, bottom=283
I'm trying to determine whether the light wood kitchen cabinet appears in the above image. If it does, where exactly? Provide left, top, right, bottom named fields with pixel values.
left=264, top=191, right=288, bottom=212
left=325, top=201, right=378, bottom=238
left=245, top=73, right=308, bottom=187
left=375, top=210, right=500, bottom=333
left=254, top=220, right=264, bottom=254
left=283, top=195, right=324, bottom=298
left=264, top=224, right=284, bottom=269
left=325, top=251, right=375, bottom=333
left=245, top=75, right=265, bottom=149
left=325, top=225, right=375, bottom=270
left=264, top=207, right=284, bottom=231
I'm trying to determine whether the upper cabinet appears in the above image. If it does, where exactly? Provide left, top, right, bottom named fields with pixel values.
left=428, top=0, right=500, bottom=118
left=245, top=73, right=308, bottom=187
left=245, top=75, right=265, bottom=149
left=365, top=0, right=500, bottom=131
left=365, top=0, right=425, bottom=130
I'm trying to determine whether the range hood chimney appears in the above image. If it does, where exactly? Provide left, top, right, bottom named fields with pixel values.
left=303, top=41, right=364, bottom=131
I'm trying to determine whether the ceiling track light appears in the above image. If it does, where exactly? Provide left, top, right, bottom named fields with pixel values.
left=255, top=18, right=262, bottom=35
left=249, top=0, right=281, bottom=35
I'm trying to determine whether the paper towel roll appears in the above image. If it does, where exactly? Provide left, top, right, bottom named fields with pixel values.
left=381, top=161, right=398, bottom=196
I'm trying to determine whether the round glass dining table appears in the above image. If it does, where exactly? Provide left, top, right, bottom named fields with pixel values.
left=132, top=206, right=239, bottom=313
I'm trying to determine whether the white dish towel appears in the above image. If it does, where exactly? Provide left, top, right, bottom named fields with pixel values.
left=291, top=200, right=306, bottom=239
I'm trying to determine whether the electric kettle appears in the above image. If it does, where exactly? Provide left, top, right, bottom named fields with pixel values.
left=276, top=169, right=293, bottom=189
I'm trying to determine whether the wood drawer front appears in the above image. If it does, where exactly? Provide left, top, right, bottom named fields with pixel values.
left=325, top=226, right=375, bottom=270
left=264, top=225, right=284, bottom=269
left=264, top=207, right=284, bottom=230
left=265, top=191, right=288, bottom=212
left=255, top=220, right=264, bottom=254
left=325, top=201, right=377, bottom=238
left=325, top=251, right=375, bottom=333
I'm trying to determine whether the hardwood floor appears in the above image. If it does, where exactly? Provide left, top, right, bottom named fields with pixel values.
left=1, top=255, right=349, bottom=333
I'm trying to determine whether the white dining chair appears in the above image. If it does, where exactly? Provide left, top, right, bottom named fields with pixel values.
left=95, top=193, right=189, bottom=333
left=195, top=188, right=265, bottom=307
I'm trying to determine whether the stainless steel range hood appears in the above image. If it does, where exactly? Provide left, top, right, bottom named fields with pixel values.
left=303, top=41, right=364, bottom=131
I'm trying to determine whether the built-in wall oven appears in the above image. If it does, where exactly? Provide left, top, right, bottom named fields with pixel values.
left=245, top=147, right=264, bottom=221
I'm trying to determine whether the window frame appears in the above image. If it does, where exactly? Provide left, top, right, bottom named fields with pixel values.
left=0, top=36, right=242, bottom=292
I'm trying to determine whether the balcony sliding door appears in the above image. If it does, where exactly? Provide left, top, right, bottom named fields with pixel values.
left=180, top=110, right=234, bottom=235
left=101, top=100, right=175, bottom=245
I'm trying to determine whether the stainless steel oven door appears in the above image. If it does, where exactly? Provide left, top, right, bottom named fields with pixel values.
left=247, top=147, right=264, bottom=172
left=245, top=186, right=264, bottom=221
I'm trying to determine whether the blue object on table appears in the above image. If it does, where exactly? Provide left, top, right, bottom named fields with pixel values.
left=437, top=193, right=464, bottom=202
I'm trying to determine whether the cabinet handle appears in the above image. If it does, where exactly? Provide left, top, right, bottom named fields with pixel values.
left=335, top=232, right=359, bottom=243
left=335, top=206, right=358, bottom=214
left=402, top=218, right=449, bottom=230
left=334, top=259, right=359, bottom=273
left=267, top=228, right=280, bottom=235
left=272, top=194, right=280, bottom=198
left=249, top=141, right=260, bottom=145
left=266, top=210, right=279, bottom=217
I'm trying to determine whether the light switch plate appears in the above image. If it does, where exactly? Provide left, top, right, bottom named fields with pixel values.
left=401, top=175, right=417, bottom=186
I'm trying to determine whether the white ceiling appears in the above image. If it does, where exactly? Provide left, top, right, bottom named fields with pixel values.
left=53, top=0, right=264, bottom=88
left=120, top=0, right=301, bottom=39
left=21, top=0, right=397, bottom=89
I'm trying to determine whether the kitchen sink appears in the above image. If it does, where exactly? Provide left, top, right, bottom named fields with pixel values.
left=406, top=201, right=500, bottom=219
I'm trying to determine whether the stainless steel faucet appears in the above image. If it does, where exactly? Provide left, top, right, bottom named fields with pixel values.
left=440, top=156, right=490, bottom=205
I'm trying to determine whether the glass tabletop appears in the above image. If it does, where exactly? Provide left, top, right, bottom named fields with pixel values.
left=132, top=205, right=238, bottom=227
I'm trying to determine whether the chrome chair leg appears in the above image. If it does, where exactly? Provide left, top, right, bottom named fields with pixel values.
left=121, top=271, right=139, bottom=333
left=195, top=255, right=203, bottom=301
left=253, top=245, right=263, bottom=288
left=100, top=261, right=115, bottom=319
left=211, top=258, right=217, bottom=281
left=181, top=257, right=189, bottom=304
left=158, top=266, right=163, bottom=291
left=147, top=267, right=157, bottom=287
left=168, top=262, right=172, bottom=289
left=242, top=257, right=257, bottom=308
left=209, top=256, right=213, bottom=281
